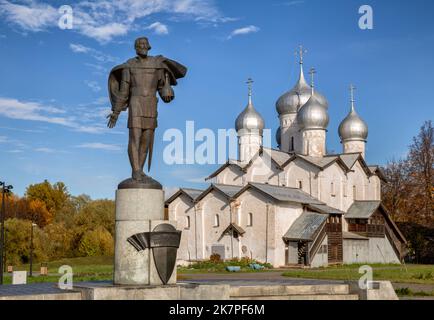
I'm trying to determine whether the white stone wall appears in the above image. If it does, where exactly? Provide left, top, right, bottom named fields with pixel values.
left=286, top=242, right=298, bottom=264
left=238, top=130, right=262, bottom=162
left=343, top=237, right=400, bottom=264
left=301, top=129, right=327, bottom=157
left=283, top=159, right=319, bottom=195
left=368, top=237, right=400, bottom=264
left=343, top=140, right=366, bottom=159
left=200, top=191, right=233, bottom=260
left=279, top=113, right=300, bottom=153
left=273, top=203, right=304, bottom=266
left=235, top=189, right=272, bottom=263
left=343, top=239, right=370, bottom=264
left=215, top=165, right=244, bottom=186
left=168, top=194, right=197, bottom=263
left=244, top=155, right=280, bottom=185
left=318, top=162, right=345, bottom=210
left=310, top=236, right=329, bottom=268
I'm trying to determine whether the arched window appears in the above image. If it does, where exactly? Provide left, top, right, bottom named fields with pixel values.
left=247, top=212, right=253, bottom=227
left=298, top=180, right=303, bottom=189
left=214, top=214, right=220, bottom=227
left=185, top=216, right=191, bottom=229
left=290, top=136, right=294, bottom=151
left=331, top=182, right=336, bottom=196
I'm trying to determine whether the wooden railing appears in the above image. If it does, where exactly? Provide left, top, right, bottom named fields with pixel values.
left=309, top=223, right=327, bottom=263
left=384, top=222, right=402, bottom=260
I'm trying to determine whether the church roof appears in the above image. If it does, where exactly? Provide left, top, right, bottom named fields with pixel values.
left=283, top=211, right=328, bottom=241
left=205, top=159, right=244, bottom=181
left=345, top=200, right=381, bottom=219
left=165, top=187, right=204, bottom=204
left=239, top=182, right=324, bottom=205
left=214, top=184, right=244, bottom=198
left=194, top=183, right=243, bottom=203
left=338, top=153, right=361, bottom=169
left=307, top=203, right=345, bottom=215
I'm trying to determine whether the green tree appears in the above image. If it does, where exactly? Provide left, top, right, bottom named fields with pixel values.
left=42, top=222, right=74, bottom=260
left=25, top=180, right=69, bottom=218
left=4, top=219, right=48, bottom=265
left=77, top=227, right=114, bottom=257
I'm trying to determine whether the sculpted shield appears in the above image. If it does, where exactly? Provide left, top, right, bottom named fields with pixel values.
left=127, top=223, right=181, bottom=285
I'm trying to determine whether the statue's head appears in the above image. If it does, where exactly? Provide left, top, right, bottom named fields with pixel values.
left=135, top=37, right=151, bottom=57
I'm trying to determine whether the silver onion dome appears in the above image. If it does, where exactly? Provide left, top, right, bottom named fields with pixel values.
left=297, top=68, right=329, bottom=130
left=276, top=127, right=281, bottom=146
left=235, top=80, right=265, bottom=133
left=276, top=65, right=311, bottom=115
left=276, top=48, right=328, bottom=115
left=338, top=86, right=368, bottom=141
left=297, top=94, right=329, bottom=130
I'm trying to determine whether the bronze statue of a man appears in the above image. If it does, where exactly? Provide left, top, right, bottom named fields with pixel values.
left=107, top=37, right=187, bottom=189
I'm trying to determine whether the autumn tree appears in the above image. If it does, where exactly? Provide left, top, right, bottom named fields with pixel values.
left=25, top=180, right=69, bottom=218
left=4, top=219, right=48, bottom=265
left=407, top=120, right=434, bottom=226
left=382, top=120, right=434, bottom=263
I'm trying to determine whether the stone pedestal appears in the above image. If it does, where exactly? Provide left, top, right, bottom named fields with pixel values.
left=114, top=188, right=177, bottom=286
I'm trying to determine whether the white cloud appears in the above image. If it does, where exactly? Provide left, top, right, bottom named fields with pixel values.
left=227, top=25, right=260, bottom=40
left=0, top=97, right=109, bottom=134
left=80, top=23, right=129, bottom=43
left=69, top=43, right=117, bottom=63
left=281, top=1, right=305, bottom=6
left=0, top=1, right=58, bottom=32
left=6, top=149, right=24, bottom=153
left=76, top=143, right=121, bottom=151
left=34, top=147, right=55, bottom=153
left=0, top=135, right=7, bottom=143
left=84, top=80, right=102, bottom=92
left=0, top=0, right=225, bottom=43
left=146, top=22, right=169, bottom=35
left=69, top=43, right=90, bottom=53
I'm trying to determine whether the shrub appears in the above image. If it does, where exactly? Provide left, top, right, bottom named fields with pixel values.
left=77, top=227, right=114, bottom=257
left=210, top=253, right=221, bottom=263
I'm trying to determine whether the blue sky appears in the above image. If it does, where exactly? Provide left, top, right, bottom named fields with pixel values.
left=0, top=0, right=433, bottom=199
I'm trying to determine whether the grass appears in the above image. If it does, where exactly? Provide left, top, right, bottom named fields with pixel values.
left=281, top=263, right=434, bottom=284
left=3, top=257, right=434, bottom=287
left=395, top=287, right=434, bottom=297
left=2, top=256, right=114, bottom=285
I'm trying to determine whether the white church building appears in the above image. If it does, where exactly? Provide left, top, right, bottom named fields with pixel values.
left=166, top=48, right=407, bottom=268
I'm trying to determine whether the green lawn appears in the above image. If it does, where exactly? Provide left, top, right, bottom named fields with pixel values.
left=3, top=257, right=434, bottom=287
left=2, top=256, right=114, bottom=284
left=281, top=264, right=434, bottom=284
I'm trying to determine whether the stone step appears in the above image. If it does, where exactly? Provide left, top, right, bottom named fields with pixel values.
left=232, top=294, right=359, bottom=300
left=230, top=284, right=351, bottom=297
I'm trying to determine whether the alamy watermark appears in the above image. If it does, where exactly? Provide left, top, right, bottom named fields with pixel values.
left=58, top=5, right=74, bottom=30
left=359, top=5, right=374, bottom=30
left=58, top=265, right=73, bottom=290
left=163, top=121, right=272, bottom=167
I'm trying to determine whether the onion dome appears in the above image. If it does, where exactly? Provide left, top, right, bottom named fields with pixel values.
left=338, top=85, right=368, bottom=142
left=297, top=68, right=329, bottom=130
left=276, top=46, right=328, bottom=115
left=235, top=78, right=265, bottom=133
left=276, top=127, right=281, bottom=146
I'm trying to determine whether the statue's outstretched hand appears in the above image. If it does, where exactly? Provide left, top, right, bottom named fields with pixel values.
left=107, top=112, right=119, bottom=128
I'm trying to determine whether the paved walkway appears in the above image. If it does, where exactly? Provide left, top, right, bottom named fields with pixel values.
left=0, top=282, right=72, bottom=297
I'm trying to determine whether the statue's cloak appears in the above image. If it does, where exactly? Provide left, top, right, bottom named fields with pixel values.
left=108, top=55, right=187, bottom=111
